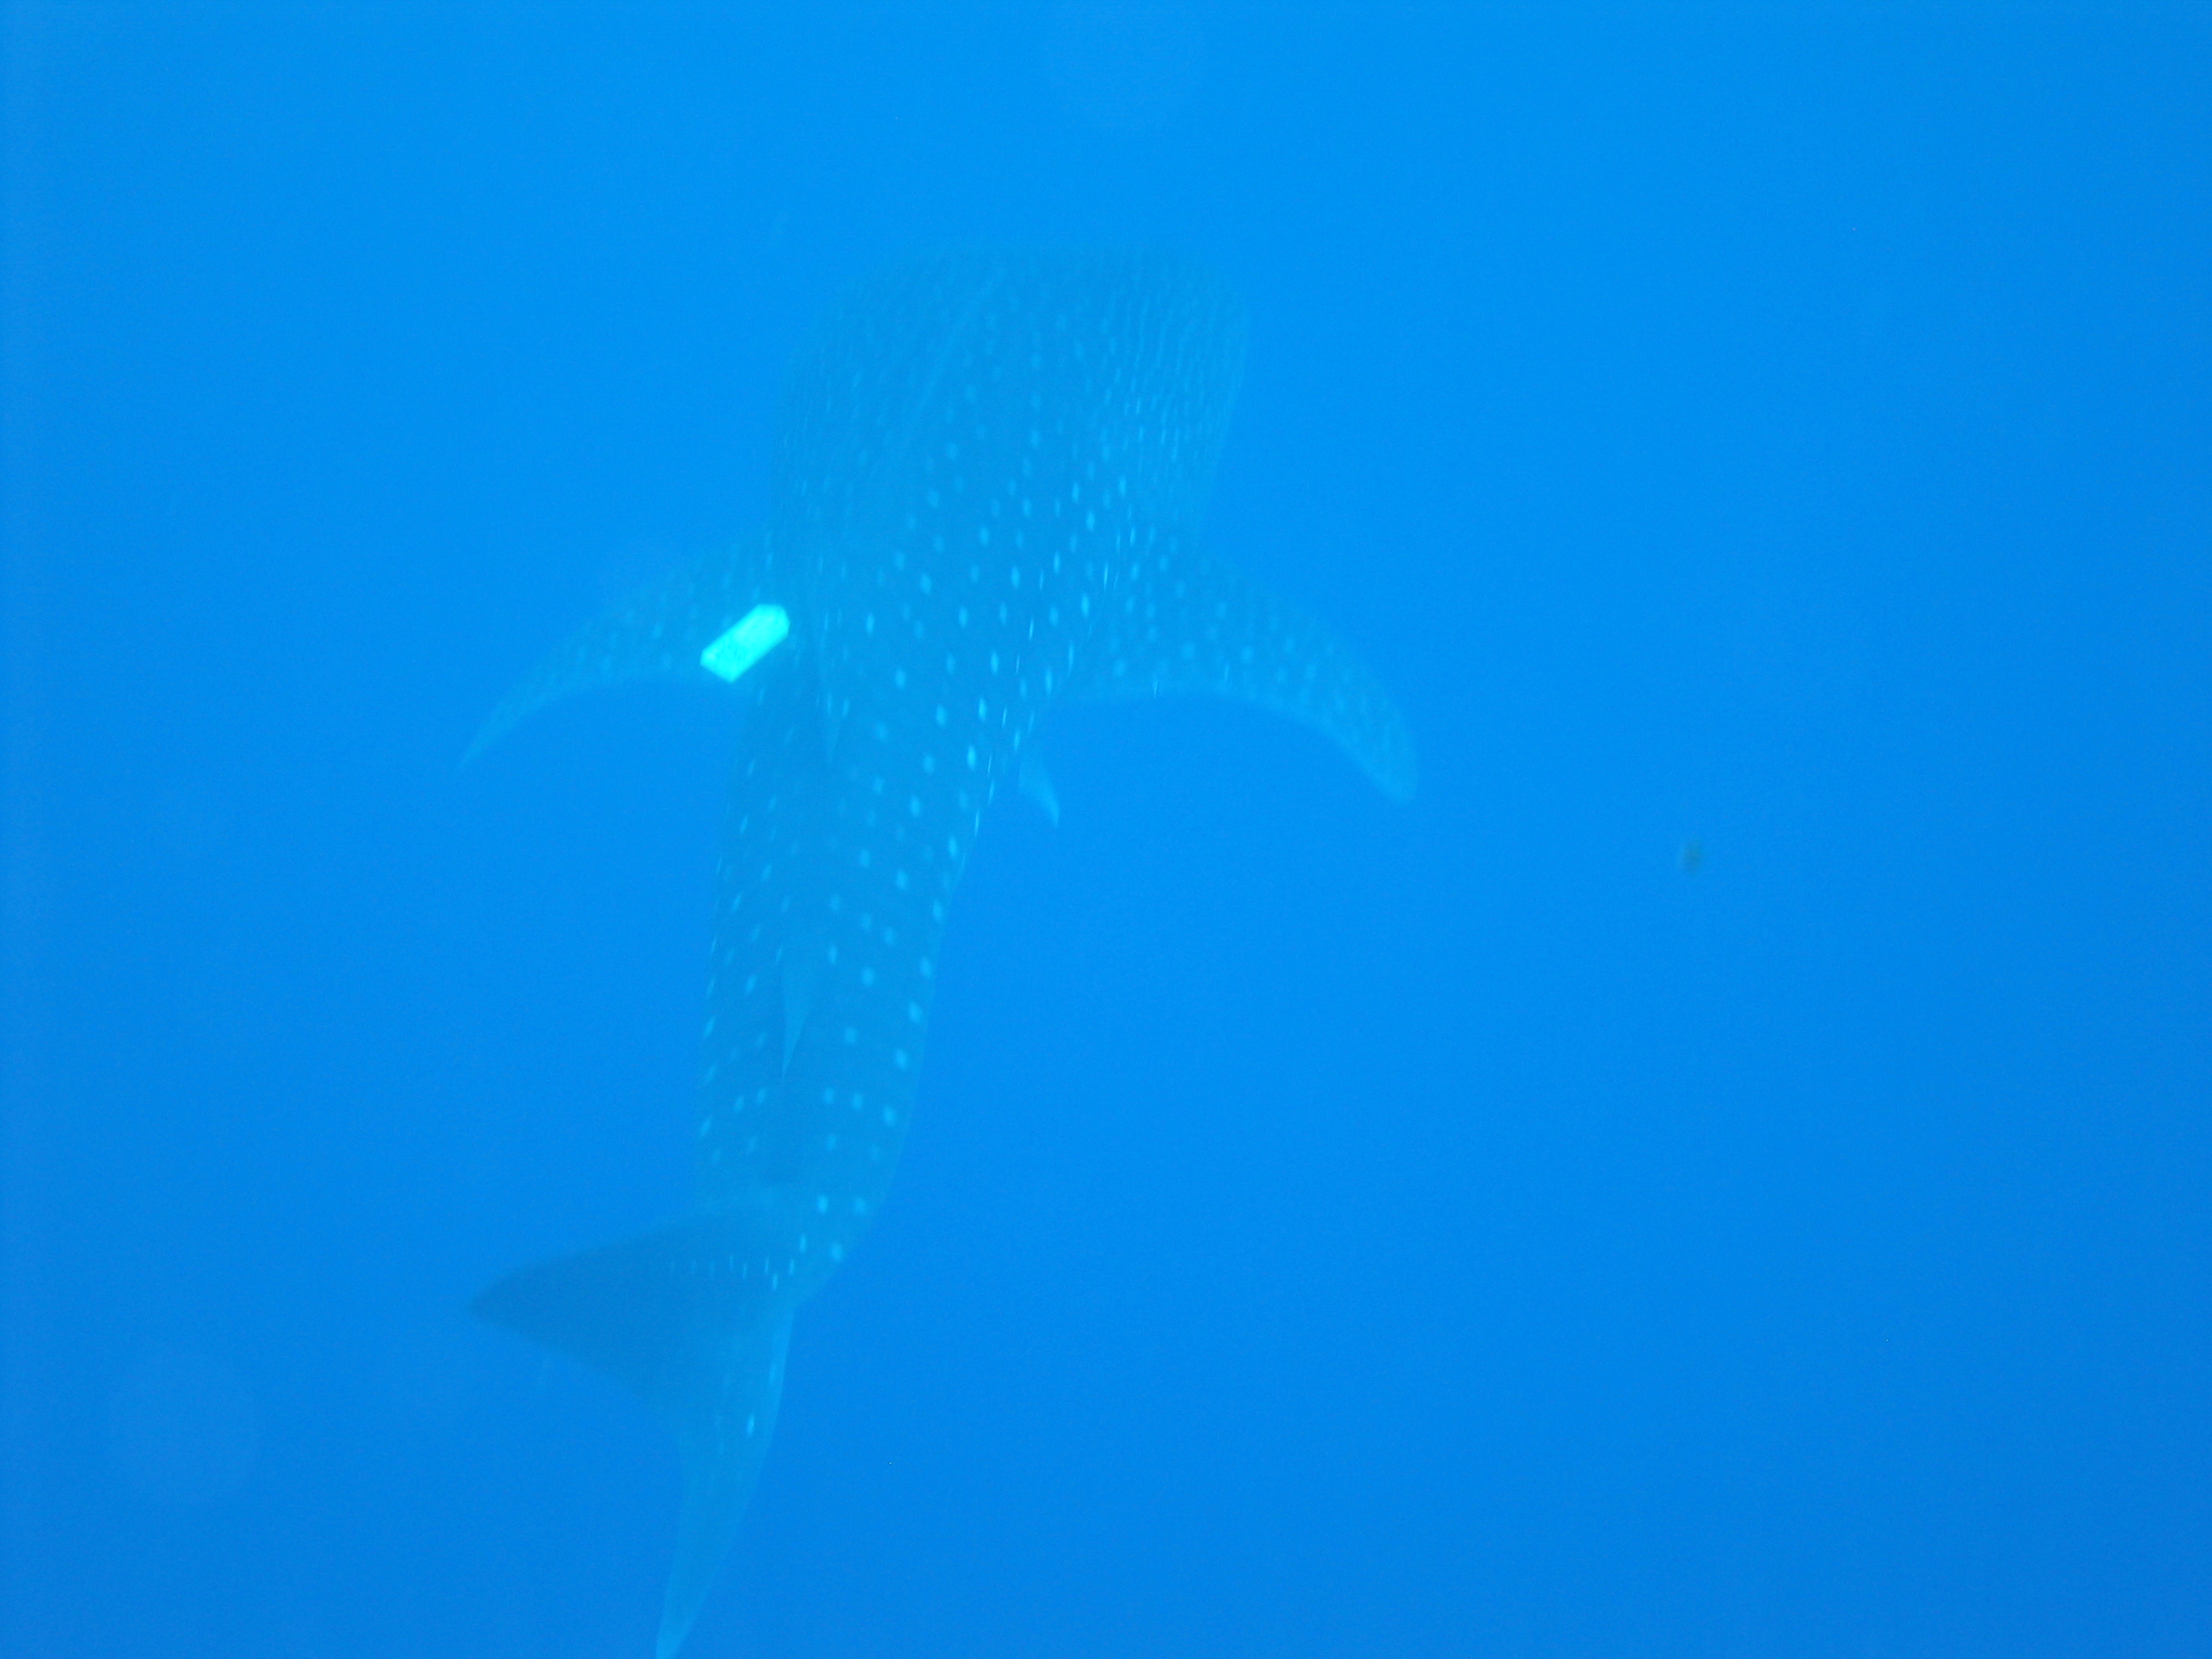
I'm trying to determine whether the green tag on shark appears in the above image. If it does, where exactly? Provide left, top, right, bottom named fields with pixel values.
left=700, top=604, right=791, bottom=683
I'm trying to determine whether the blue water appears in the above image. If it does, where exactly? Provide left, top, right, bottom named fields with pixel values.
left=6, top=10, right=2208, bottom=1656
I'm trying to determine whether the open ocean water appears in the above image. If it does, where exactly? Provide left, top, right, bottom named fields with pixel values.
left=5, top=9, right=2209, bottom=1657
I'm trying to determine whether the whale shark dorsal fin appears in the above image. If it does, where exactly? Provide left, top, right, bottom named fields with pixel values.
left=779, top=956, right=814, bottom=1073
left=1017, top=749, right=1062, bottom=826
left=1080, top=541, right=1417, bottom=802
left=463, top=528, right=783, bottom=764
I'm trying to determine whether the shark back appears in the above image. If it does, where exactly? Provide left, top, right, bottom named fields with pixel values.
left=678, top=252, right=1266, bottom=1231
left=774, top=247, right=1245, bottom=566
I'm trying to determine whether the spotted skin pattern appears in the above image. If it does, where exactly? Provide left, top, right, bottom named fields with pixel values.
left=468, top=250, right=1412, bottom=1657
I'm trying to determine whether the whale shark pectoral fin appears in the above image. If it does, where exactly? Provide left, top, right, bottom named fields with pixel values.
left=464, top=527, right=783, bottom=764
left=1076, top=542, right=1417, bottom=803
left=472, top=1215, right=795, bottom=1659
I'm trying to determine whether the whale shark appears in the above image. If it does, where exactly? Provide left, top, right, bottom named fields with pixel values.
left=467, top=248, right=1414, bottom=1656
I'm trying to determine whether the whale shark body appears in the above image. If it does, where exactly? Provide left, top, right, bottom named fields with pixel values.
left=469, top=249, right=1413, bottom=1656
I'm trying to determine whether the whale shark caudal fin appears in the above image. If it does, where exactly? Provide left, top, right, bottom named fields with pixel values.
left=471, top=1214, right=795, bottom=1658
left=463, top=529, right=788, bottom=764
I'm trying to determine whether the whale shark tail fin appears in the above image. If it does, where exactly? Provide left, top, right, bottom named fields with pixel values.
left=472, top=1214, right=794, bottom=1659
